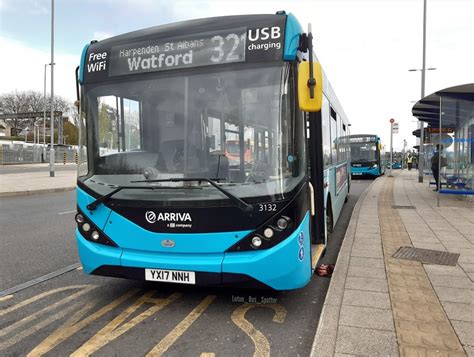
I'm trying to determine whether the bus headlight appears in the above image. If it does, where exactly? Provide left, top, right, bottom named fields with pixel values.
left=226, top=187, right=305, bottom=253
left=251, top=236, right=262, bottom=248
left=263, top=227, right=274, bottom=239
left=91, top=231, right=100, bottom=241
left=75, top=209, right=118, bottom=247
left=276, top=217, right=289, bottom=230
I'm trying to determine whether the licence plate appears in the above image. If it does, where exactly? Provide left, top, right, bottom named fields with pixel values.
left=352, top=172, right=362, bottom=175
left=145, top=268, right=196, bottom=284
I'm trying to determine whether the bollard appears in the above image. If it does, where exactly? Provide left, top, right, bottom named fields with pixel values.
left=63, top=152, right=67, bottom=165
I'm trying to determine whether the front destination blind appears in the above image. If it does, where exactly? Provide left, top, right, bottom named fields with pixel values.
left=109, top=27, right=247, bottom=77
left=83, top=17, right=286, bottom=83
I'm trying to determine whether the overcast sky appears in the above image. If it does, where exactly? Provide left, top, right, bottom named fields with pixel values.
left=0, top=0, right=473, bottom=150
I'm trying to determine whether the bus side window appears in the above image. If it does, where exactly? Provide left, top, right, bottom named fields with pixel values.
left=322, top=95, right=331, bottom=167
left=342, top=123, right=348, bottom=162
left=337, top=116, right=346, bottom=162
left=330, top=106, right=337, bottom=164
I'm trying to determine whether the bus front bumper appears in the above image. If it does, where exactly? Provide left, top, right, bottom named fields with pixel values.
left=75, top=213, right=312, bottom=290
left=351, top=166, right=380, bottom=176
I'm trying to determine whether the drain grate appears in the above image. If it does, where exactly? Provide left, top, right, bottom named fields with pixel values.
left=392, top=205, right=416, bottom=209
left=392, top=246, right=460, bottom=266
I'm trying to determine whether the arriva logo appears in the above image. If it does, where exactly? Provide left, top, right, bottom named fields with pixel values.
left=145, top=211, right=157, bottom=224
left=145, top=210, right=192, bottom=224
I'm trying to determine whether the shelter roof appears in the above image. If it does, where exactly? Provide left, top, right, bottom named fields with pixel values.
left=412, top=83, right=474, bottom=127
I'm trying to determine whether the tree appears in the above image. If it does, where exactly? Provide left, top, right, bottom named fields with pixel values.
left=63, top=121, right=79, bottom=145
left=0, top=90, right=75, bottom=135
left=0, top=91, right=29, bottom=133
left=98, top=103, right=112, bottom=148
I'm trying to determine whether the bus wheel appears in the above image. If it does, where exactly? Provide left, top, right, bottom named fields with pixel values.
left=326, top=206, right=334, bottom=235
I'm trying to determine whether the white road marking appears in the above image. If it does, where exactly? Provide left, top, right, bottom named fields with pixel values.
left=58, top=210, right=76, bottom=215
left=0, top=295, right=13, bottom=302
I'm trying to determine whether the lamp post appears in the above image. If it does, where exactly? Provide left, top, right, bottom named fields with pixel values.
left=49, top=0, right=55, bottom=177
left=409, top=65, right=437, bottom=182
left=402, top=139, right=407, bottom=169
left=43, top=62, right=54, bottom=161
left=408, top=0, right=437, bottom=183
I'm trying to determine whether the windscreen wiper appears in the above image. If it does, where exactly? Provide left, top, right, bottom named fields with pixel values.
left=130, top=178, right=254, bottom=213
left=86, top=184, right=202, bottom=211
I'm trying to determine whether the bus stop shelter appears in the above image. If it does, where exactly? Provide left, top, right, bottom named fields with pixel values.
left=412, top=83, right=474, bottom=201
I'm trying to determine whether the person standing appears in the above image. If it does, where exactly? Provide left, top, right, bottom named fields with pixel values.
left=407, top=154, right=413, bottom=170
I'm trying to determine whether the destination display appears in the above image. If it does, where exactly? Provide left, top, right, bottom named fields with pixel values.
left=83, top=18, right=286, bottom=82
left=109, top=27, right=247, bottom=77
left=349, top=136, right=377, bottom=143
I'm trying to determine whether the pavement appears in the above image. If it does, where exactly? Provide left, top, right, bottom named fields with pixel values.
left=0, top=163, right=77, bottom=197
left=312, top=170, right=474, bottom=357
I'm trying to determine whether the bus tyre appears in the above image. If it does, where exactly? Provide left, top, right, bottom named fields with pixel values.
left=326, top=206, right=334, bottom=235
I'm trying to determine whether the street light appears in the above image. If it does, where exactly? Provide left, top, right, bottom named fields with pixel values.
left=49, top=0, right=55, bottom=177
left=408, top=0, right=437, bottom=183
left=43, top=62, right=54, bottom=161
left=409, top=66, right=437, bottom=183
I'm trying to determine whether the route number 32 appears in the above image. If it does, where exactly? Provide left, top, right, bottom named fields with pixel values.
left=210, top=33, right=245, bottom=63
left=258, top=203, right=277, bottom=212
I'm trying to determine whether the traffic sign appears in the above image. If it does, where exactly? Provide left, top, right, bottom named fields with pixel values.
left=392, top=122, right=399, bottom=134
left=390, top=118, right=395, bottom=124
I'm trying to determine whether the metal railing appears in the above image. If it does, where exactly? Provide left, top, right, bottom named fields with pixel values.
left=0, top=145, right=77, bottom=165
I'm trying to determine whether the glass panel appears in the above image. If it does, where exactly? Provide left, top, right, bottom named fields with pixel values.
left=350, top=142, right=378, bottom=162
left=208, top=117, right=222, bottom=152
left=436, top=96, right=474, bottom=193
left=123, top=98, right=141, bottom=151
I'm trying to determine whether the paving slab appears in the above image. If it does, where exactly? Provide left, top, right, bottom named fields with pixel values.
left=434, top=286, right=473, bottom=304
left=339, top=305, right=394, bottom=331
left=350, top=248, right=384, bottom=259
left=428, top=274, right=473, bottom=289
left=451, top=321, right=474, bottom=350
left=442, top=302, right=474, bottom=323
left=335, top=326, right=399, bottom=356
left=347, top=265, right=387, bottom=280
left=348, top=256, right=385, bottom=269
left=345, top=276, right=388, bottom=292
left=342, top=289, right=391, bottom=309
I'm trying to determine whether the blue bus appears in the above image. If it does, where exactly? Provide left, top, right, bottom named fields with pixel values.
left=349, top=135, right=384, bottom=178
left=74, top=12, right=350, bottom=290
